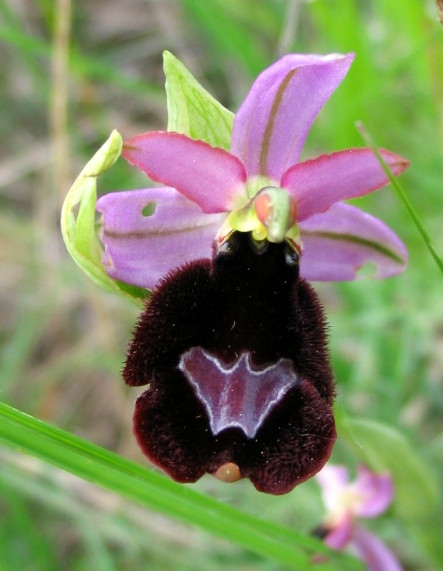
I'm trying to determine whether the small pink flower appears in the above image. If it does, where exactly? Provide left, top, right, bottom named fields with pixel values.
left=316, top=464, right=403, bottom=571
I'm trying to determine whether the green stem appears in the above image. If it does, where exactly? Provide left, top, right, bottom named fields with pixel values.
left=357, top=121, right=443, bottom=275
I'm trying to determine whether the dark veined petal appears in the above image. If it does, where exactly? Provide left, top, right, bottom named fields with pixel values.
left=299, top=203, right=408, bottom=281
left=281, top=148, right=410, bottom=221
left=97, top=187, right=224, bottom=290
left=230, top=53, right=354, bottom=181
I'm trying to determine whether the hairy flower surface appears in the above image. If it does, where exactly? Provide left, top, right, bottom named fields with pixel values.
left=125, top=231, right=335, bottom=494
left=87, top=53, right=410, bottom=494
left=316, top=464, right=402, bottom=570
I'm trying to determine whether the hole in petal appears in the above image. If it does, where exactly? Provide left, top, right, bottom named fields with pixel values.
left=141, top=202, right=157, bottom=217
left=356, top=261, right=377, bottom=279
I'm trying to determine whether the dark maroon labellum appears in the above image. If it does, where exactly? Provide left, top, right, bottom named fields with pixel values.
left=124, top=232, right=336, bottom=495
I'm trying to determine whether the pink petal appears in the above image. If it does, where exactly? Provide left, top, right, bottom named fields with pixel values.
left=299, top=203, right=408, bottom=281
left=316, top=464, right=349, bottom=513
left=230, top=53, right=354, bottom=181
left=281, top=148, right=410, bottom=221
left=123, top=132, right=247, bottom=214
left=324, top=515, right=354, bottom=550
left=350, top=525, right=403, bottom=571
left=179, top=347, right=299, bottom=439
left=351, top=466, right=394, bottom=518
left=96, top=188, right=225, bottom=290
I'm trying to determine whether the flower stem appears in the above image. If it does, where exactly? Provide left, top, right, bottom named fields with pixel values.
left=356, top=121, right=443, bottom=275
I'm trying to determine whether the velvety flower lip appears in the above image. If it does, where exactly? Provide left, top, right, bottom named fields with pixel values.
left=97, top=52, right=410, bottom=290
left=125, top=231, right=336, bottom=495
left=316, top=464, right=402, bottom=571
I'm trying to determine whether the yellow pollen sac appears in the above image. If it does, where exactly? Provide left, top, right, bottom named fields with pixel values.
left=213, top=462, right=243, bottom=483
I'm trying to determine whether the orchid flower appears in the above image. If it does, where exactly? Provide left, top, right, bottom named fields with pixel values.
left=63, top=52, right=410, bottom=495
left=316, top=464, right=403, bottom=571
left=97, top=53, right=409, bottom=290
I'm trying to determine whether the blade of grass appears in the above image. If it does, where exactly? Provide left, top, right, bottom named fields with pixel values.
left=0, top=488, right=58, bottom=570
left=357, top=121, right=443, bottom=275
left=49, top=0, right=71, bottom=202
left=0, top=402, right=361, bottom=570
left=1, top=461, right=118, bottom=570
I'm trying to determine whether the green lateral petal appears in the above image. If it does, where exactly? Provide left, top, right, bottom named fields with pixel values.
left=163, top=50, right=234, bottom=149
left=338, top=416, right=443, bottom=567
left=61, top=130, right=146, bottom=305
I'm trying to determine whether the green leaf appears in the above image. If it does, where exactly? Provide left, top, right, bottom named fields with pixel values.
left=61, top=130, right=147, bottom=305
left=338, top=416, right=443, bottom=566
left=0, top=402, right=360, bottom=571
left=163, top=50, right=234, bottom=149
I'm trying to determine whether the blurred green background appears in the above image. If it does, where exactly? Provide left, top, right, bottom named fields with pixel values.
left=1, top=0, right=443, bottom=569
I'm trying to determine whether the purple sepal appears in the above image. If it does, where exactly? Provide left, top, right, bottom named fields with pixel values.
left=299, top=203, right=408, bottom=281
left=350, top=526, right=404, bottom=571
left=97, top=187, right=225, bottom=289
left=231, top=53, right=354, bottom=180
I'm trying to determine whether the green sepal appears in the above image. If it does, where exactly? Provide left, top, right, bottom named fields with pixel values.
left=163, top=50, right=234, bottom=149
left=61, top=130, right=147, bottom=306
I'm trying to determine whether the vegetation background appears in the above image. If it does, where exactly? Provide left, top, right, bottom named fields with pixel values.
left=1, top=0, right=442, bottom=569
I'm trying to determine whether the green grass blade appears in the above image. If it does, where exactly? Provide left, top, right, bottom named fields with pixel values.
left=0, top=402, right=361, bottom=570
left=357, top=121, right=443, bottom=275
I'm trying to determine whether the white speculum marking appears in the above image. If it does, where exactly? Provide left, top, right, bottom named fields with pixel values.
left=178, top=347, right=299, bottom=438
